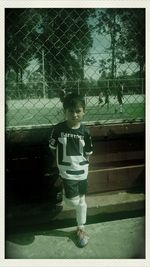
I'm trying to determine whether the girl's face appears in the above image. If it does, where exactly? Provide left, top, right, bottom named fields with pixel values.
left=64, top=105, right=85, bottom=128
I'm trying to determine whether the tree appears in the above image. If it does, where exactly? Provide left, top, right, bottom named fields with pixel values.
left=5, top=9, right=38, bottom=81
left=96, top=9, right=120, bottom=78
left=5, top=8, right=94, bottom=98
left=96, top=9, right=145, bottom=79
left=117, top=9, right=145, bottom=78
left=35, top=9, right=94, bottom=83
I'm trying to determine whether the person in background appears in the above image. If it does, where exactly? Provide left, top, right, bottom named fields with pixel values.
left=59, top=88, right=66, bottom=103
left=98, top=91, right=103, bottom=105
left=49, top=93, right=93, bottom=248
left=115, top=84, right=124, bottom=113
left=101, top=88, right=110, bottom=110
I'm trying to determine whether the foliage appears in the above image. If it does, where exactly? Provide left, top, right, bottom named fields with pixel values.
left=117, top=9, right=145, bottom=77
left=5, top=9, right=94, bottom=84
left=5, top=8, right=145, bottom=100
left=96, top=8, right=145, bottom=78
left=5, top=9, right=40, bottom=81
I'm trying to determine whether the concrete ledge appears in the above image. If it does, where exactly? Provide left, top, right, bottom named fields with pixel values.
left=54, top=190, right=145, bottom=221
left=6, top=190, right=145, bottom=233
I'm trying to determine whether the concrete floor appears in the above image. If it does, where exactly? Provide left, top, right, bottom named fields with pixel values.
left=5, top=216, right=145, bottom=259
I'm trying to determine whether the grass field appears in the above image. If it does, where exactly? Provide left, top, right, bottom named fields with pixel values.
left=6, top=95, right=145, bottom=128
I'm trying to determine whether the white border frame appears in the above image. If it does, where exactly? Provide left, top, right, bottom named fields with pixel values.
left=1, top=1, right=150, bottom=267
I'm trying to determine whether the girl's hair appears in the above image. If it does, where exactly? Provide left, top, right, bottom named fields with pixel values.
left=63, top=93, right=85, bottom=110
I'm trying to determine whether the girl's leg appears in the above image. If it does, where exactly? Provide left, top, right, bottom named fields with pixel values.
left=63, top=194, right=87, bottom=226
left=63, top=194, right=88, bottom=247
left=76, top=195, right=87, bottom=227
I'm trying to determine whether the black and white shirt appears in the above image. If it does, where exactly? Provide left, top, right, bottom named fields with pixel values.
left=49, top=121, right=93, bottom=180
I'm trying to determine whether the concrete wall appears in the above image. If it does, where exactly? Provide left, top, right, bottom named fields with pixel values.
left=6, top=122, right=145, bottom=206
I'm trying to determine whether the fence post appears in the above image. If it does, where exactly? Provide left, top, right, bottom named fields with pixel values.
left=42, top=49, right=46, bottom=99
left=108, top=79, right=110, bottom=91
left=141, top=78, right=143, bottom=94
left=78, top=79, right=80, bottom=94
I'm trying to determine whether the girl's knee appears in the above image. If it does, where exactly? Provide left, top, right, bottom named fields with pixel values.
left=79, top=195, right=86, bottom=204
left=64, top=195, right=80, bottom=208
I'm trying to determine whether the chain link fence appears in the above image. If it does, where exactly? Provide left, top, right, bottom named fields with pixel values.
left=5, top=8, right=145, bottom=128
